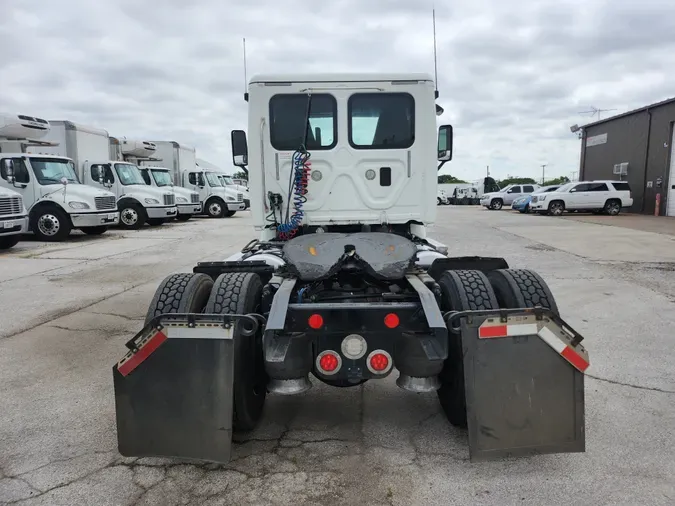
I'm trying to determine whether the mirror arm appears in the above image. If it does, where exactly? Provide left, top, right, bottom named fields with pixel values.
left=437, top=160, right=447, bottom=172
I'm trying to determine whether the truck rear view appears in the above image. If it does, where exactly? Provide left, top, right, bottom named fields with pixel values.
left=112, top=73, right=589, bottom=466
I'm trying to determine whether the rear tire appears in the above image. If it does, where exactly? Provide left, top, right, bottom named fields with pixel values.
left=490, top=199, right=503, bottom=210
left=437, top=270, right=499, bottom=428
left=147, top=218, right=166, bottom=226
left=176, top=214, right=191, bottom=222
left=224, top=210, right=236, bottom=217
left=0, top=235, right=21, bottom=250
left=144, top=273, right=214, bottom=325
left=487, top=269, right=559, bottom=315
left=82, top=226, right=108, bottom=235
left=604, top=199, right=622, bottom=216
left=205, top=272, right=267, bottom=432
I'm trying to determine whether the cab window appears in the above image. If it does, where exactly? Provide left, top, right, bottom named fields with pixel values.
left=269, top=94, right=337, bottom=151
left=523, top=185, right=535, bottom=193
left=349, top=93, right=415, bottom=149
left=510, top=186, right=522, bottom=193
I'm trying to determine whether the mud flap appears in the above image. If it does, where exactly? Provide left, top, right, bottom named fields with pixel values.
left=112, top=314, right=257, bottom=464
left=453, top=310, right=588, bottom=462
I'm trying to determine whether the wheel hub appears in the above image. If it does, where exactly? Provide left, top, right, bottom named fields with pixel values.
left=37, top=214, right=60, bottom=236
left=209, top=203, right=221, bottom=215
left=121, top=209, right=138, bottom=225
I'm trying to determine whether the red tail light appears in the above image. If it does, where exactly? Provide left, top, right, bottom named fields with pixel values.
left=316, top=350, right=341, bottom=375
left=367, top=350, right=392, bottom=374
left=308, top=314, right=323, bottom=329
left=384, top=313, right=400, bottom=329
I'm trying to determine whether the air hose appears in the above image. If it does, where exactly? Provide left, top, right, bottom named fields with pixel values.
left=277, top=148, right=311, bottom=240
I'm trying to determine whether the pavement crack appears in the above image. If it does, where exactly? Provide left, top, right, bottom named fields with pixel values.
left=87, top=311, right=144, bottom=322
left=587, top=374, right=675, bottom=394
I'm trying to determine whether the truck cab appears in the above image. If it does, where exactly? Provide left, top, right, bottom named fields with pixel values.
left=218, top=174, right=250, bottom=209
left=1, top=114, right=119, bottom=241
left=138, top=165, right=201, bottom=221
left=182, top=169, right=245, bottom=218
left=0, top=183, right=29, bottom=250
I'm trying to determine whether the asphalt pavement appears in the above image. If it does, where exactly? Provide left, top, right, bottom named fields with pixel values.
left=1, top=207, right=673, bottom=506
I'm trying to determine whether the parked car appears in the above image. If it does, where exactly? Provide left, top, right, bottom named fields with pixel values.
left=512, top=185, right=561, bottom=213
left=529, top=180, right=633, bottom=216
left=480, top=184, right=540, bottom=210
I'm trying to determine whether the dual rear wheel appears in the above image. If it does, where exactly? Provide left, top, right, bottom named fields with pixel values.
left=436, top=268, right=559, bottom=428
left=144, top=271, right=267, bottom=432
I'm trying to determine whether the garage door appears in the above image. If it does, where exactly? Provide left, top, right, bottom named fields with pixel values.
left=668, top=127, right=675, bottom=217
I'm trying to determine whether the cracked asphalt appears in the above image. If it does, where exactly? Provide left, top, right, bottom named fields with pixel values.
left=1, top=208, right=674, bottom=506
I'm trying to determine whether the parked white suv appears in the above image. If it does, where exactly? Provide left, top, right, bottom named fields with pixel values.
left=480, top=183, right=540, bottom=210
left=529, top=180, right=633, bottom=216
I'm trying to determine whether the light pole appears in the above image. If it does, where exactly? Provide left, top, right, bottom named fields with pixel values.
left=541, top=164, right=547, bottom=185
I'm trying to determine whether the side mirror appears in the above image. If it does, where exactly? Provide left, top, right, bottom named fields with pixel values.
left=96, top=166, right=104, bottom=183
left=437, top=125, right=453, bottom=162
left=60, top=177, right=68, bottom=186
left=570, top=188, right=577, bottom=193
left=231, top=130, right=248, bottom=167
left=3, top=159, right=15, bottom=184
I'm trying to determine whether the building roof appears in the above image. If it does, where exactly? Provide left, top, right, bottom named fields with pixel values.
left=581, top=96, right=675, bottom=129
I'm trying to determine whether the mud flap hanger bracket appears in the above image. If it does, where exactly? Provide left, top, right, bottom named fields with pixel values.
left=443, top=307, right=584, bottom=347
left=124, top=313, right=264, bottom=353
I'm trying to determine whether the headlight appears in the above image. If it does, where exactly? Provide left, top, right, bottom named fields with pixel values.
left=176, top=197, right=188, bottom=203
left=538, top=196, right=547, bottom=201
left=68, top=201, right=90, bottom=209
left=144, top=198, right=160, bottom=204
left=226, top=196, right=235, bottom=201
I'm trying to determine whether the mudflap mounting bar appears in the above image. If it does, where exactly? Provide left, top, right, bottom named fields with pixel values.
left=113, top=313, right=262, bottom=464
left=445, top=307, right=588, bottom=462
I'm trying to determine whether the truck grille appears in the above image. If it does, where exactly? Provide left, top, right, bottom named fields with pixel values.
left=237, top=193, right=243, bottom=202
left=94, top=196, right=117, bottom=210
left=190, top=193, right=199, bottom=204
left=163, top=194, right=175, bottom=206
left=0, top=196, right=23, bottom=216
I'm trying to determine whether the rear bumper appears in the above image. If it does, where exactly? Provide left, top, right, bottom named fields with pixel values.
left=71, top=211, right=119, bottom=227
left=177, top=204, right=201, bottom=215
left=147, top=206, right=178, bottom=219
left=0, top=215, right=29, bottom=235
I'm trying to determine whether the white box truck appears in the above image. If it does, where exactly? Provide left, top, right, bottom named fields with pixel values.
left=143, top=141, right=244, bottom=218
left=109, top=138, right=200, bottom=222
left=30, top=122, right=178, bottom=229
left=0, top=113, right=119, bottom=241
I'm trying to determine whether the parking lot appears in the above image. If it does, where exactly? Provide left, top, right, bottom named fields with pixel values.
left=1, top=207, right=674, bottom=506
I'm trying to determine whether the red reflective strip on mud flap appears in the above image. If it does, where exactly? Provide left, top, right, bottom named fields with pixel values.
left=478, top=321, right=589, bottom=373
left=117, top=330, right=167, bottom=377
left=478, top=323, right=538, bottom=339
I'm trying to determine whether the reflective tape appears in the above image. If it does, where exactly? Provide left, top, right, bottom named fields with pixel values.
left=117, top=330, right=167, bottom=377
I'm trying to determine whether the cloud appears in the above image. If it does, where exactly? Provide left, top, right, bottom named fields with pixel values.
left=1, top=0, right=674, bottom=183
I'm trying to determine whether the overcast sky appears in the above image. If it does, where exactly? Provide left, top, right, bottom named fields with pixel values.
left=2, top=0, right=674, bottom=183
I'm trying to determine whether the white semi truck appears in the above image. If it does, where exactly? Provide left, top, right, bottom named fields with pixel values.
left=30, top=122, right=177, bottom=229
left=144, top=141, right=244, bottom=218
left=113, top=73, right=590, bottom=467
left=0, top=185, right=29, bottom=250
left=0, top=114, right=119, bottom=241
